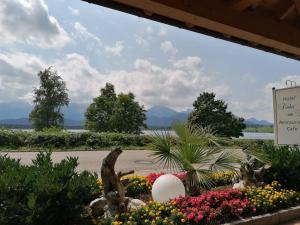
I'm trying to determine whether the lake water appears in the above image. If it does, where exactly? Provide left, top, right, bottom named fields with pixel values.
left=142, top=130, right=273, bottom=140
left=12, top=129, right=274, bottom=140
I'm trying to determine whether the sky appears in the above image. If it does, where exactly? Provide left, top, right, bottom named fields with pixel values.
left=1, top=0, right=300, bottom=121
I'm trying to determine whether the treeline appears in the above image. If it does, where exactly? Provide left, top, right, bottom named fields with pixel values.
left=28, top=68, right=146, bottom=134
left=24, top=67, right=246, bottom=137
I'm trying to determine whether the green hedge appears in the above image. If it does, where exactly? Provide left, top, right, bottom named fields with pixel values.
left=0, top=129, right=150, bottom=149
left=0, top=152, right=101, bottom=225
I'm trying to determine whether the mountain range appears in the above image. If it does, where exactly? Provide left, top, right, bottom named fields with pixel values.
left=0, top=102, right=272, bottom=128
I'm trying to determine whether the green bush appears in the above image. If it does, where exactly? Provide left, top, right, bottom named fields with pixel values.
left=0, top=152, right=101, bottom=225
left=0, top=129, right=149, bottom=149
left=261, top=143, right=300, bottom=191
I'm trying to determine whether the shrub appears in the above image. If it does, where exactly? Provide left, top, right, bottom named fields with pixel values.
left=261, top=144, right=300, bottom=191
left=175, top=189, right=255, bottom=224
left=0, top=152, right=101, bottom=225
left=210, top=171, right=235, bottom=187
left=97, top=175, right=152, bottom=199
left=0, top=129, right=148, bottom=149
left=125, top=175, right=152, bottom=199
left=243, top=181, right=300, bottom=214
left=100, top=201, right=187, bottom=225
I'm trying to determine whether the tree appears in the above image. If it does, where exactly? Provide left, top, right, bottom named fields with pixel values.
left=149, top=123, right=239, bottom=195
left=85, top=83, right=117, bottom=132
left=29, top=67, right=69, bottom=131
left=112, top=93, right=146, bottom=134
left=85, top=83, right=146, bottom=133
left=188, top=92, right=245, bottom=137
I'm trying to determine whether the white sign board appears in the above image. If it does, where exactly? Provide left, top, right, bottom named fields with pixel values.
left=273, top=86, right=300, bottom=145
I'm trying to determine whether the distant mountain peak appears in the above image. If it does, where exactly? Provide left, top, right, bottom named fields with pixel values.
left=146, top=106, right=178, bottom=118
left=245, top=118, right=272, bottom=126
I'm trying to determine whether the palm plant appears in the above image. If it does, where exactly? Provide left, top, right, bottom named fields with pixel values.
left=149, top=123, right=240, bottom=195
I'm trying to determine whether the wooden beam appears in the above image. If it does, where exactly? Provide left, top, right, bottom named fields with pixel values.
left=82, top=0, right=300, bottom=60
left=294, top=0, right=300, bottom=14
left=230, top=0, right=261, bottom=11
left=280, top=3, right=296, bottom=20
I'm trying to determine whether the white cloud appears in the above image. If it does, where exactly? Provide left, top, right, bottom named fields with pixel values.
left=135, top=35, right=149, bottom=46
left=68, top=6, right=80, bottom=16
left=73, top=22, right=102, bottom=46
left=0, top=52, right=229, bottom=111
left=265, top=75, right=300, bottom=93
left=161, top=41, right=178, bottom=55
left=158, top=26, right=167, bottom=36
left=146, top=26, right=153, bottom=34
left=226, top=75, right=295, bottom=120
left=105, top=41, right=124, bottom=56
left=174, top=56, right=202, bottom=71
left=228, top=98, right=272, bottom=121
left=0, top=0, right=70, bottom=48
left=0, top=52, right=46, bottom=102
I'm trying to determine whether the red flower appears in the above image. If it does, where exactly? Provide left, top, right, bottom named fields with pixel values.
left=187, top=212, right=195, bottom=220
left=175, top=188, right=254, bottom=224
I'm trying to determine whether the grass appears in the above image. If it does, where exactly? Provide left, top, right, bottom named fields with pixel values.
left=243, top=126, right=273, bottom=133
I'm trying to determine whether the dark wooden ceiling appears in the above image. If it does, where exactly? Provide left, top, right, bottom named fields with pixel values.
left=82, top=0, right=300, bottom=61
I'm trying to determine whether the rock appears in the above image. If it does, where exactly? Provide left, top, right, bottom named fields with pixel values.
left=127, top=198, right=146, bottom=210
left=90, top=197, right=107, bottom=216
left=233, top=181, right=245, bottom=189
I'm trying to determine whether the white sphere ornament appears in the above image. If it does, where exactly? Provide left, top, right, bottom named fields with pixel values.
left=151, top=174, right=185, bottom=203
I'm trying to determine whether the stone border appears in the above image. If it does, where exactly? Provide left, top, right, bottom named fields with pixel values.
left=224, top=205, right=300, bottom=225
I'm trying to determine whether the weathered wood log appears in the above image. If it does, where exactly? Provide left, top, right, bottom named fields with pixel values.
left=239, top=156, right=270, bottom=187
left=100, top=147, right=134, bottom=216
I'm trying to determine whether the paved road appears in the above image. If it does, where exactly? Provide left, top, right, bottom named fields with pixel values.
left=0, top=148, right=244, bottom=175
left=0, top=150, right=170, bottom=175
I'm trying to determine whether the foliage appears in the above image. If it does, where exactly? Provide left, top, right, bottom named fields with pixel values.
left=29, top=68, right=69, bottom=131
left=85, top=83, right=117, bottom=132
left=0, top=152, right=101, bottom=225
left=175, top=188, right=255, bottom=224
left=0, top=129, right=148, bottom=149
left=125, top=175, right=152, bottom=199
left=97, top=175, right=151, bottom=199
left=188, top=92, right=245, bottom=137
left=243, top=181, right=300, bottom=214
left=85, top=83, right=146, bottom=134
left=148, top=123, right=239, bottom=195
left=112, top=93, right=147, bottom=133
left=259, top=144, right=300, bottom=191
left=146, top=171, right=234, bottom=188
left=100, top=201, right=187, bottom=225
left=209, top=171, right=235, bottom=187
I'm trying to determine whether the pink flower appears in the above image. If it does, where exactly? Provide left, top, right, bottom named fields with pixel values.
left=195, top=213, right=204, bottom=222
left=187, top=212, right=195, bottom=220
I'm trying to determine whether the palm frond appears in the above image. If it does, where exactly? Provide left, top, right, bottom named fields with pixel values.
left=195, top=169, right=215, bottom=189
left=209, top=150, right=240, bottom=172
left=243, top=146, right=271, bottom=164
left=148, top=130, right=180, bottom=170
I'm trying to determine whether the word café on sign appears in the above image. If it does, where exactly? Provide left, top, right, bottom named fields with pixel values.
left=273, top=86, right=300, bottom=145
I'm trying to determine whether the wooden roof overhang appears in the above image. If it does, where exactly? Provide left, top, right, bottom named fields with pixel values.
left=82, top=0, right=300, bottom=61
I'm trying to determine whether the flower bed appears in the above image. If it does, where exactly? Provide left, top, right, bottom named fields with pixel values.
left=174, top=188, right=255, bottom=224
left=97, top=176, right=300, bottom=225
left=243, top=181, right=300, bottom=214
left=101, top=201, right=186, bottom=225
left=97, top=171, right=235, bottom=200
